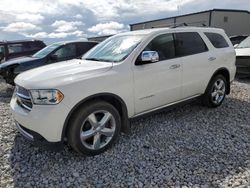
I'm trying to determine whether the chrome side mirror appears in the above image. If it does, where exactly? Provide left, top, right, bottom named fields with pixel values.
left=141, top=51, right=159, bottom=63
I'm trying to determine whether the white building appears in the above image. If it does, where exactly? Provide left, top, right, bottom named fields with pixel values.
left=130, top=9, right=250, bottom=37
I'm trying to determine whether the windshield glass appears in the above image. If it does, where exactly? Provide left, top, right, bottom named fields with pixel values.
left=237, top=36, right=250, bottom=48
left=83, top=35, right=145, bottom=62
left=32, top=43, right=61, bottom=58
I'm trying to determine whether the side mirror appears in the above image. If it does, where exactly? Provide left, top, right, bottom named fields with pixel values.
left=135, top=51, right=159, bottom=65
left=234, top=44, right=238, bottom=48
left=50, top=54, right=58, bottom=61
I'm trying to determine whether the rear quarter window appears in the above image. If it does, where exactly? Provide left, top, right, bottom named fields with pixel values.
left=174, top=32, right=208, bottom=57
left=205, top=32, right=229, bottom=48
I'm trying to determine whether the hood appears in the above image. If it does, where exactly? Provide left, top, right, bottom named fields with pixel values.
left=0, top=56, right=40, bottom=69
left=235, top=48, right=250, bottom=57
left=15, top=59, right=113, bottom=89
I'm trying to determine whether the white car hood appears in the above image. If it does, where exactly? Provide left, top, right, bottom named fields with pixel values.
left=15, top=59, right=112, bottom=89
left=235, top=48, right=250, bottom=56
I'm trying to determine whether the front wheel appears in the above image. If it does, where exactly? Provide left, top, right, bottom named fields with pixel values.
left=67, top=101, right=121, bottom=155
left=202, top=75, right=227, bottom=108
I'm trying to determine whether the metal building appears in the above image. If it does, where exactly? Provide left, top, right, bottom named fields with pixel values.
left=130, top=9, right=250, bottom=36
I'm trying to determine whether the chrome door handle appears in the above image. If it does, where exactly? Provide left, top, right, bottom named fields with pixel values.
left=169, top=64, right=181, bottom=69
left=208, top=57, right=216, bottom=61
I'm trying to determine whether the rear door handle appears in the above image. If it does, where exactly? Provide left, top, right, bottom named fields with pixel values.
left=169, top=64, right=181, bottom=69
left=208, top=57, right=216, bottom=61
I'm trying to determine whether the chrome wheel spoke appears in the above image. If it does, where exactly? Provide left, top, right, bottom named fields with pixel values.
left=212, top=91, right=217, bottom=97
left=99, top=112, right=112, bottom=127
left=87, top=113, right=98, bottom=127
left=99, top=128, right=114, bottom=137
left=81, top=129, right=95, bottom=141
left=93, top=134, right=101, bottom=149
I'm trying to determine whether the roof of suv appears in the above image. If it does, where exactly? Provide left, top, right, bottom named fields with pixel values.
left=117, top=27, right=225, bottom=36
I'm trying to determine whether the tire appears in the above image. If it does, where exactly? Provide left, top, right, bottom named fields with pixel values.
left=67, top=100, right=121, bottom=155
left=202, top=74, right=227, bottom=108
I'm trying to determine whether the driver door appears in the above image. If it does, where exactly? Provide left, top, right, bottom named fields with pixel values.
left=133, top=33, right=182, bottom=114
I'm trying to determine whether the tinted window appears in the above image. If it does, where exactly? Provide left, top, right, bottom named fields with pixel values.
left=8, top=44, right=23, bottom=54
left=174, top=32, right=208, bottom=57
left=53, top=44, right=76, bottom=60
left=28, top=41, right=45, bottom=51
left=205, top=32, right=229, bottom=48
left=76, top=43, right=97, bottom=57
left=144, top=34, right=175, bottom=61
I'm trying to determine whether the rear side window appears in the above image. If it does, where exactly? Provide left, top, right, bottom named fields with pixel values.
left=8, top=44, right=24, bottom=54
left=143, top=33, right=175, bottom=61
left=205, top=32, right=229, bottom=48
left=174, top=32, right=208, bottom=57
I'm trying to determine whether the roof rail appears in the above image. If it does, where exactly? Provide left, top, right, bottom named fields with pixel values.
left=150, top=22, right=208, bottom=29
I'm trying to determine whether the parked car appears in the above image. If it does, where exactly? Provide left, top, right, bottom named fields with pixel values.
left=0, top=40, right=45, bottom=63
left=0, top=41, right=98, bottom=85
left=10, top=27, right=236, bottom=155
left=229, top=35, right=249, bottom=47
left=235, top=36, right=250, bottom=77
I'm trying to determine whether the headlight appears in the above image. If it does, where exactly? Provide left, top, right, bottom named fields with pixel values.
left=30, top=89, right=64, bottom=105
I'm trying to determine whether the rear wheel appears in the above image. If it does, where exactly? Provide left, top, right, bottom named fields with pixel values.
left=67, top=101, right=121, bottom=155
left=202, top=75, right=227, bottom=108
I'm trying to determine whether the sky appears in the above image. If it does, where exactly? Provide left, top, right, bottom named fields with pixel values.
left=0, top=0, right=250, bottom=44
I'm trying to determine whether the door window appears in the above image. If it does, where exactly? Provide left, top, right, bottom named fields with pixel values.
left=142, top=33, right=175, bottom=61
left=174, top=32, right=208, bottom=57
left=8, top=44, right=24, bottom=54
left=53, top=44, right=76, bottom=61
left=0, top=45, right=5, bottom=62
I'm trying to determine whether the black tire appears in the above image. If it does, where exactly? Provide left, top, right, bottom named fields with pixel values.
left=67, top=100, right=121, bottom=155
left=202, top=74, right=227, bottom=108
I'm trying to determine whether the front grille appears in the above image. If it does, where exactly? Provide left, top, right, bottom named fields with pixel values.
left=16, top=86, right=33, bottom=111
left=236, top=56, right=250, bottom=75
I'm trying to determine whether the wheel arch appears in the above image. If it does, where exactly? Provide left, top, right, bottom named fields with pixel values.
left=61, top=93, right=130, bottom=142
left=208, top=67, right=231, bottom=94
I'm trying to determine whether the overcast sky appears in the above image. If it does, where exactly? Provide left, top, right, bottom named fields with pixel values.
left=0, top=0, right=249, bottom=44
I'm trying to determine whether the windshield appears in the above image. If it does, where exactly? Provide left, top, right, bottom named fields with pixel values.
left=237, top=36, right=250, bottom=49
left=83, top=35, right=145, bottom=62
left=32, top=43, right=61, bottom=58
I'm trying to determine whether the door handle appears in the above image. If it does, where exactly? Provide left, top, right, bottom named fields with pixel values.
left=208, top=57, right=216, bottom=61
left=169, top=64, right=181, bottom=69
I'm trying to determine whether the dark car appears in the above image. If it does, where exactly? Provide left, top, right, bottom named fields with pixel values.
left=0, top=40, right=46, bottom=63
left=0, top=41, right=98, bottom=85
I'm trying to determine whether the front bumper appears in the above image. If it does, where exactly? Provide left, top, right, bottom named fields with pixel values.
left=15, top=122, right=64, bottom=150
left=10, top=91, right=70, bottom=143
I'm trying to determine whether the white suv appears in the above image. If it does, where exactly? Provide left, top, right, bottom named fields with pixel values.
left=11, top=27, right=236, bottom=155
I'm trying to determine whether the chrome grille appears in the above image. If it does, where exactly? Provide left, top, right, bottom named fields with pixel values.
left=16, top=86, right=33, bottom=111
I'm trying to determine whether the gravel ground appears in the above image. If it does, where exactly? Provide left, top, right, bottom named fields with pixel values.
left=0, top=77, right=249, bottom=187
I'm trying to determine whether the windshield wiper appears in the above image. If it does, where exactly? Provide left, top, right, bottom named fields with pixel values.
left=85, top=58, right=113, bottom=62
left=85, top=58, right=102, bottom=61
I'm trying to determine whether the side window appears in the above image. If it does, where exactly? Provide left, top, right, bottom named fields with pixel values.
left=174, top=32, right=208, bottom=57
left=53, top=44, right=76, bottom=60
left=28, top=42, right=45, bottom=51
left=76, top=43, right=96, bottom=57
left=8, top=44, right=24, bottom=54
left=143, top=33, right=175, bottom=61
left=0, top=45, right=5, bottom=62
left=205, top=32, right=229, bottom=48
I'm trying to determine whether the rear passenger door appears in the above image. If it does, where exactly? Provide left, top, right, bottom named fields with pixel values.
left=174, top=32, right=212, bottom=99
